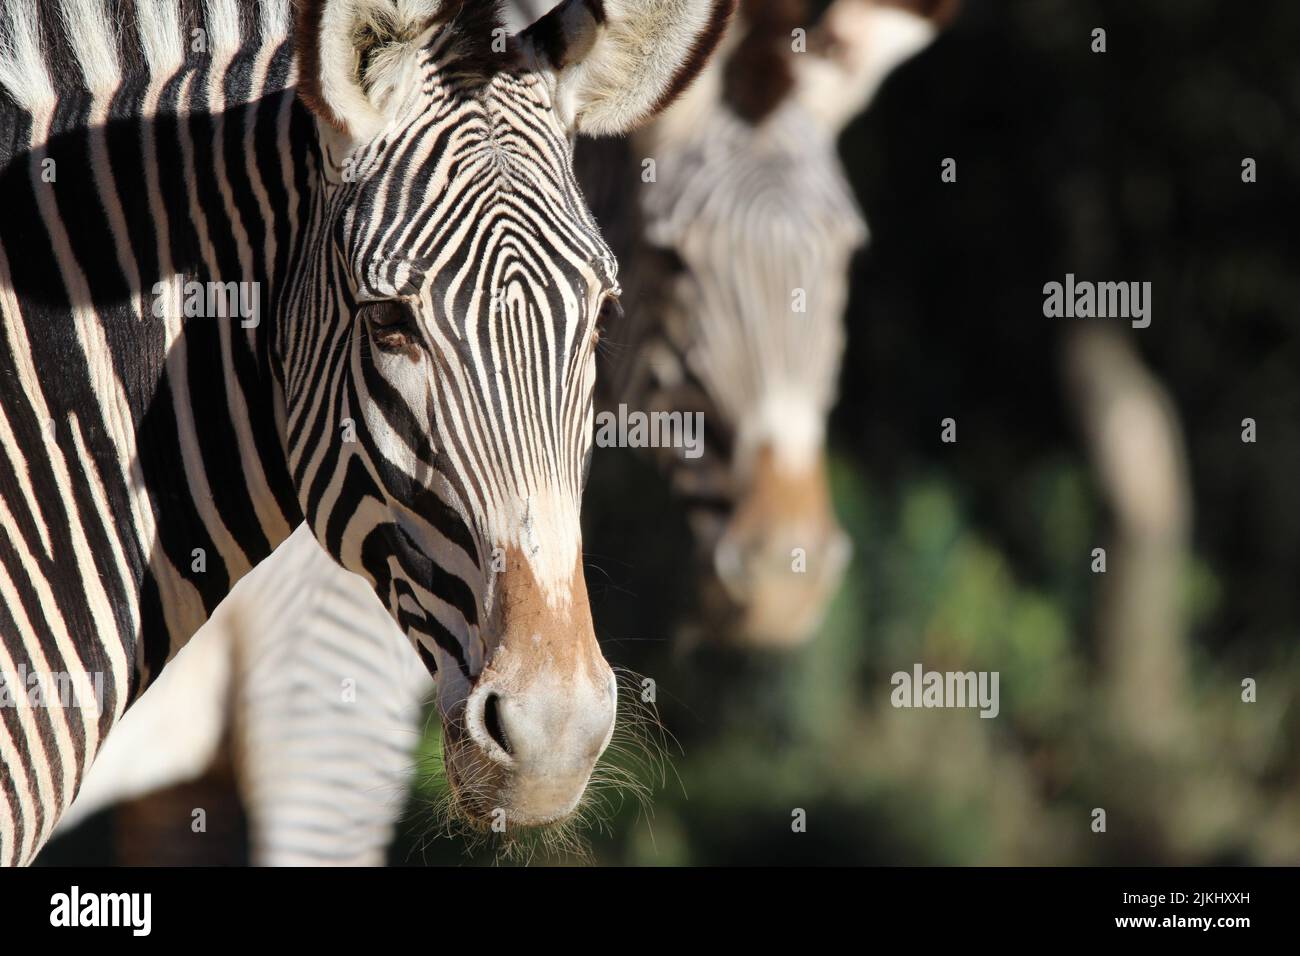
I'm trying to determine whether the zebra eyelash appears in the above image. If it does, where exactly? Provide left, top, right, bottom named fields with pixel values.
left=595, top=293, right=623, bottom=338
left=358, top=299, right=419, bottom=352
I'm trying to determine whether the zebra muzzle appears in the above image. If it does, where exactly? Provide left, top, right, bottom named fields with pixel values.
left=441, top=550, right=617, bottom=828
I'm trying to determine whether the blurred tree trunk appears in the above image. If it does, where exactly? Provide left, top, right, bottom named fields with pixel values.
left=1064, top=325, right=1192, bottom=753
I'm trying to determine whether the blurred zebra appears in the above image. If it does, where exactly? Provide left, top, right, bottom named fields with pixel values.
left=59, top=525, right=428, bottom=865
left=597, top=0, right=957, bottom=646
left=61, top=0, right=952, bottom=865
left=2, top=0, right=732, bottom=866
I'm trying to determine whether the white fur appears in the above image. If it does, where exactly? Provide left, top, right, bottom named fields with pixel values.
left=526, top=0, right=727, bottom=136
left=309, top=0, right=440, bottom=142
left=739, top=388, right=827, bottom=477
left=135, top=0, right=185, bottom=79
left=260, top=0, right=292, bottom=45
left=203, top=0, right=244, bottom=59
left=795, top=1, right=938, bottom=132
left=635, top=13, right=739, bottom=152
left=0, top=1, right=55, bottom=111
left=59, top=0, right=121, bottom=94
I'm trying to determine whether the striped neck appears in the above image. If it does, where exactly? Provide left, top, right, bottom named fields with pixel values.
left=0, top=1, right=329, bottom=864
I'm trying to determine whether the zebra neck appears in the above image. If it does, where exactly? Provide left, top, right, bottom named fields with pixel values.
left=119, top=77, right=321, bottom=671
left=0, top=44, right=316, bottom=696
left=0, top=3, right=328, bottom=865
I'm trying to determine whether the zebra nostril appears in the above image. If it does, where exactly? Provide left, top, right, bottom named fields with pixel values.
left=482, top=692, right=512, bottom=756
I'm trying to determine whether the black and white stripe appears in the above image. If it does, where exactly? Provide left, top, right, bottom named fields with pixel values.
left=61, top=526, right=426, bottom=865
left=0, top=0, right=305, bottom=866
left=2, top=0, right=740, bottom=865
left=57, top=0, right=948, bottom=866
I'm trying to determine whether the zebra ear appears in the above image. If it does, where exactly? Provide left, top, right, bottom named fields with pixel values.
left=794, top=0, right=956, bottom=133
left=296, top=0, right=441, bottom=142
left=520, top=0, right=739, bottom=136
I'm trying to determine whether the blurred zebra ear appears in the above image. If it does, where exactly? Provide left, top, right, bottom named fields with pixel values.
left=520, top=0, right=738, bottom=136
left=297, top=0, right=442, bottom=142
left=794, top=0, right=956, bottom=133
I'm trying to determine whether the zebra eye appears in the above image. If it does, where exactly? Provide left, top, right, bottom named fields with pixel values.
left=359, top=300, right=417, bottom=351
left=595, top=294, right=623, bottom=339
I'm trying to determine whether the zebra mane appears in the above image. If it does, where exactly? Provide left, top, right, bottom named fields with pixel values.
left=0, top=1, right=291, bottom=107
left=0, top=1, right=508, bottom=115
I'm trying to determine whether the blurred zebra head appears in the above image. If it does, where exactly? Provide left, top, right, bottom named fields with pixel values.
left=287, top=0, right=733, bottom=828
left=628, top=0, right=952, bottom=647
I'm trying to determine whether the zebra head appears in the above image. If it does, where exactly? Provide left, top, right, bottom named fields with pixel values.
left=288, top=0, right=733, bottom=828
left=630, top=0, right=950, bottom=647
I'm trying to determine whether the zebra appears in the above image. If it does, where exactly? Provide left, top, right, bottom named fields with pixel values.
left=58, top=524, right=427, bottom=865
left=0, top=0, right=733, bottom=866
left=594, top=0, right=955, bottom=646
left=56, top=0, right=951, bottom=864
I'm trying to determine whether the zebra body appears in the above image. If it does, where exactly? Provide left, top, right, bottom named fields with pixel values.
left=232, top=526, right=428, bottom=865
left=3, top=0, right=733, bottom=866
left=0, top=0, right=305, bottom=865
left=61, top=525, right=426, bottom=864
